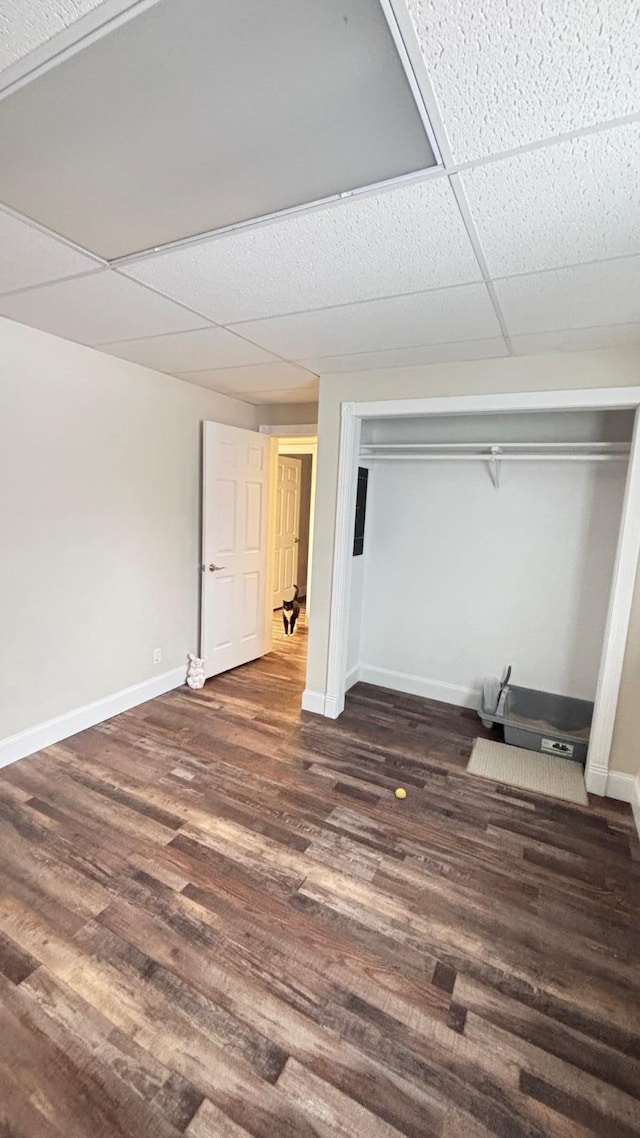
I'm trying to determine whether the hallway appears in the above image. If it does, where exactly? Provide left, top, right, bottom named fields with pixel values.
left=0, top=616, right=638, bottom=1137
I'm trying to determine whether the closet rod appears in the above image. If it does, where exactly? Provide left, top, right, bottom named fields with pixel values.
left=363, top=454, right=628, bottom=462
left=359, top=442, right=629, bottom=453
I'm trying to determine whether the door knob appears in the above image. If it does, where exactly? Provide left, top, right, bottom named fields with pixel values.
left=208, top=563, right=226, bottom=571
left=294, top=538, right=300, bottom=544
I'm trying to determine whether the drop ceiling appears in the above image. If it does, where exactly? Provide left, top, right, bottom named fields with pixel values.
left=0, top=0, right=639, bottom=405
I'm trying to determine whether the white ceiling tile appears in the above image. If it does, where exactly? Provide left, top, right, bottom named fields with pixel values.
left=122, top=179, right=481, bottom=324
left=297, top=337, right=508, bottom=374
left=495, top=257, right=640, bottom=335
left=231, top=284, right=501, bottom=360
left=0, top=0, right=110, bottom=73
left=174, top=362, right=316, bottom=394
left=240, top=385, right=319, bottom=406
left=462, top=124, right=640, bottom=277
left=511, top=324, right=640, bottom=356
left=0, top=270, right=206, bottom=344
left=0, top=208, right=101, bottom=293
left=101, top=327, right=276, bottom=373
left=406, top=0, right=640, bottom=162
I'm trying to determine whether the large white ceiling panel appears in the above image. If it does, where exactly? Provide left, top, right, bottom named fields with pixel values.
left=122, top=179, right=480, bottom=325
left=0, top=209, right=101, bottom=294
left=0, top=270, right=206, bottom=344
left=100, top=327, right=276, bottom=373
left=495, top=257, right=640, bottom=336
left=511, top=324, right=640, bottom=356
left=406, top=0, right=640, bottom=162
left=298, top=337, right=508, bottom=374
left=462, top=124, right=640, bottom=277
left=232, top=285, right=502, bottom=360
left=0, top=0, right=434, bottom=259
left=173, top=362, right=316, bottom=394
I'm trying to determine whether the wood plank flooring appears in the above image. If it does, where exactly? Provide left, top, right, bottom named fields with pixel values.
left=0, top=609, right=639, bottom=1137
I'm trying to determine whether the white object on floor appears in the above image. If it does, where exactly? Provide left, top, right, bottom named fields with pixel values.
left=186, top=654, right=206, bottom=690
left=468, top=737, right=588, bottom=806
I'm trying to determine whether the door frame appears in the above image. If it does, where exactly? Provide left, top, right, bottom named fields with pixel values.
left=276, top=437, right=318, bottom=616
left=318, top=386, right=640, bottom=797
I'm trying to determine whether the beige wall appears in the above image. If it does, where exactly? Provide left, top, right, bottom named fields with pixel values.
left=257, top=402, right=318, bottom=427
left=0, top=317, right=257, bottom=741
left=307, top=349, right=640, bottom=777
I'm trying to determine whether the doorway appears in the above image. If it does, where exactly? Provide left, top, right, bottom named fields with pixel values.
left=272, top=435, right=317, bottom=619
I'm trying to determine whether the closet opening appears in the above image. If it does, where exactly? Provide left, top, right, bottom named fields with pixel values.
left=321, top=387, right=640, bottom=797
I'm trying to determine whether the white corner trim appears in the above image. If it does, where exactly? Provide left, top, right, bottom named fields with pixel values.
left=585, top=766, right=608, bottom=796
left=604, top=771, right=636, bottom=802
left=301, top=688, right=326, bottom=715
left=358, top=665, right=480, bottom=709
left=631, top=777, right=640, bottom=841
left=586, top=407, right=640, bottom=794
left=345, top=664, right=360, bottom=691
left=0, top=667, right=186, bottom=769
left=324, top=693, right=345, bottom=720
left=324, top=402, right=361, bottom=719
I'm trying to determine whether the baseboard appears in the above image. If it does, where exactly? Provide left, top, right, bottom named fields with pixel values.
left=604, top=770, right=635, bottom=802
left=632, top=777, right=640, bottom=841
left=585, top=766, right=608, bottom=796
left=324, top=692, right=345, bottom=720
left=0, top=667, right=186, bottom=769
left=358, top=665, right=480, bottom=710
left=301, top=688, right=325, bottom=715
left=345, top=664, right=360, bottom=691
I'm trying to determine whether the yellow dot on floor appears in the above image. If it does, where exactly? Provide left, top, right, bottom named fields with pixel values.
left=394, top=787, right=407, bottom=799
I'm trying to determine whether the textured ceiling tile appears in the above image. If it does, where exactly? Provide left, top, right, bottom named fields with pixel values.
left=406, top=0, right=640, bottom=161
left=123, top=179, right=481, bottom=324
left=511, top=324, right=640, bottom=355
left=100, top=327, right=276, bottom=373
left=238, top=384, right=319, bottom=405
left=0, top=209, right=101, bottom=293
left=297, top=337, right=508, bottom=374
left=0, top=270, right=206, bottom=344
left=232, top=284, right=501, bottom=360
left=495, top=256, right=640, bottom=335
left=0, top=0, right=109, bottom=72
left=462, top=124, right=640, bottom=276
left=173, top=362, right=316, bottom=392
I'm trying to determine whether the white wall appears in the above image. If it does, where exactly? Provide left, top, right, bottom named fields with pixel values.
left=0, top=317, right=257, bottom=751
left=355, top=458, right=626, bottom=706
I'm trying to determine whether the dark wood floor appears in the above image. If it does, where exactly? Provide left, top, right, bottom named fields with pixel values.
left=0, top=611, right=639, bottom=1138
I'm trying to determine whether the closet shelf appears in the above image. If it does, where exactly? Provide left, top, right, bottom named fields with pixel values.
left=358, top=442, right=631, bottom=489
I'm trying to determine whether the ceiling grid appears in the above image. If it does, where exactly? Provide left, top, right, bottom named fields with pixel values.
left=0, top=0, right=638, bottom=402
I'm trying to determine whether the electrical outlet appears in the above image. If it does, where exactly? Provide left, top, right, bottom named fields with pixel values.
left=153, top=648, right=162, bottom=665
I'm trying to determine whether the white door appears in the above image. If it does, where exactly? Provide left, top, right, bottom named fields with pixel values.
left=201, top=422, right=271, bottom=679
left=272, top=456, right=301, bottom=608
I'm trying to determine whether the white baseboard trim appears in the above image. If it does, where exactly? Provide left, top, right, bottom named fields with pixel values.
left=0, top=667, right=186, bottom=769
left=324, top=692, right=345, bottom=720
left=585, top=766, right=608, bottom=796
left=301, top=688, right=325, bottom=715
left=604, top=770, right=635, bottom=802
left=345, top=665, right=360, bottom=692
left=358, top=665, right=480, bottom=710
left=631, top=777, right=640, bottom=841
